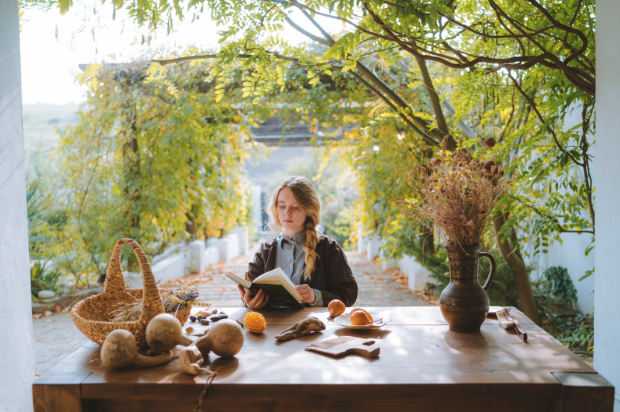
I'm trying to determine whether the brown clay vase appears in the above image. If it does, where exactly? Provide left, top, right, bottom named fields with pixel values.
left=439, top=244, right=496, bottom=333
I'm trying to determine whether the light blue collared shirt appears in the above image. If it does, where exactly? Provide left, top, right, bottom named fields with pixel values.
left=275, top=232, right=323, bottom=306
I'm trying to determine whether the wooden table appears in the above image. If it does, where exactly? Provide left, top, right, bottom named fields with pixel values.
left=33, top=307, right=615, bottom=412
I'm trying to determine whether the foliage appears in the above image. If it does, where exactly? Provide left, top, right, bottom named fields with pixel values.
left=26, top=0, right=597, bottom=325
left=537, top=266, right=578, bottom=307
left=397, top=145, right=513, bottom=246
left=30, top=261, right=63, bottom=298
left=45, top=58, right=262, bottom=279
left=534, top=266, right=593, bottom=352
left=27, top=0, right=597, bottom=280
left=27, top=181, right=49, bottom=259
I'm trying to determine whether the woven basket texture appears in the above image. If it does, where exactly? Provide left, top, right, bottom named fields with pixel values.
left=71, top=238, right=190, bottom=346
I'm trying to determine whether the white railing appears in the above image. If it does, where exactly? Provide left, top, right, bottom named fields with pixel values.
left=358, top=227, right=431, bottom=293
left=124, top=226, right=249, bottom=288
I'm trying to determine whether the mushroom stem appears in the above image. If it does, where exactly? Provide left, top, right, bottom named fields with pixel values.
left=130, top=350, right=173, bottom=368
left=179, top=346, right=207, bottom=375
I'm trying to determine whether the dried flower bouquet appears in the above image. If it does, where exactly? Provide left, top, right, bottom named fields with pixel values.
left=396, top=140, right=513, bottom=247
left=109, top=279, right=212, bottom=323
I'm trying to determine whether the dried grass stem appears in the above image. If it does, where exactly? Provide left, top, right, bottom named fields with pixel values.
left=396, top=148, right=513, bottom=247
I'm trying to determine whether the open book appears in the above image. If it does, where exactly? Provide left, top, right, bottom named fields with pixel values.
left=226, top=268, right=304, bottom=309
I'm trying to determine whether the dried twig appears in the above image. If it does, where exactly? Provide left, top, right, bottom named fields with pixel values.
left=396, top=142, right=513, bottom=246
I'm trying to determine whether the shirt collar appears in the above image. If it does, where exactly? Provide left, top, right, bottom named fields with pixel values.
left=277, top=231, right=307, bottom=247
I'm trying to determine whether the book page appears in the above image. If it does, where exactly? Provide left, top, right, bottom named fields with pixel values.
left=225, top=272, right=251, bottom=289
left=254, top=268, right=302, bottom=302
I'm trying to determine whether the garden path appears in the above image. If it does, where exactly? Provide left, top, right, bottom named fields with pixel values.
left=32, top=249, right=429, bottom=376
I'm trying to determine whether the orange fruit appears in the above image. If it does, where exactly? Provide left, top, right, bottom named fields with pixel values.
left=328, top=299, right=346, bottom=318
left=350, top=311, right=373, bottom=326
left=244, top=311, right=267, bottom=333
left=350, top=308, right=372, bottom=320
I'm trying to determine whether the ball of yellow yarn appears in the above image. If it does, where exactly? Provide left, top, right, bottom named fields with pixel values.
left=244, top=311, right=267, bottom=333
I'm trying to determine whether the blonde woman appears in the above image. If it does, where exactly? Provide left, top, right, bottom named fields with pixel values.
left=238, top=176, right=358, bottom=309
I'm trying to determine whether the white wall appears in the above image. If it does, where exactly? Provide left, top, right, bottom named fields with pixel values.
left=595, top=0, right=620, bottom=407
left=251, top=185, right=262, bottom=234
left=523, top=101, right=596, bottom=314
left=0, top=1, right=35, bottom=410
left=528, top=232, right=595, bottom=314
left=398, top=255, right=432, bottom=292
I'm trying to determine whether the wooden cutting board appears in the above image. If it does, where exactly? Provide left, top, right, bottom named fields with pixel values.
left=305, top=336, right=380, bottom=358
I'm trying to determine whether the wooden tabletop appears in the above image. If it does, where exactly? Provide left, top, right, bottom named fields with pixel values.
left=33, top=306, right=615, bottom=412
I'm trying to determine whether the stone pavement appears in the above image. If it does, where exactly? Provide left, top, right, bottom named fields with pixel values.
left=32, top=312, right=89, bottom=377
left=32, top=249, right=429, bottom=376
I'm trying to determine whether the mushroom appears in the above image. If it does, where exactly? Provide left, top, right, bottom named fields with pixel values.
left=178, top=346, right=206, bottom=375
left=101, top=330, right=173, bottom=369
left=146, top=313, right=192, bottom=352
left=195, top=319, right=244, bottom=360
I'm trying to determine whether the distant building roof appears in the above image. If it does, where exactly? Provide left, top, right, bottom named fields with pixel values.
left=251, top=116, right=348, bottom=147
left=80, top=63, right=353, bottom=147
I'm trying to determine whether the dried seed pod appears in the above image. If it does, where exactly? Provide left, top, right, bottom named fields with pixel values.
left=195, top=320, right=244, bottom=359
left=101, top=330, right=172, bottom=369
left=146, top=314, right=192, bottom=352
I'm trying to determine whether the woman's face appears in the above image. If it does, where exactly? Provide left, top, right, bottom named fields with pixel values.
left=277, top=187, right=307, bottom=236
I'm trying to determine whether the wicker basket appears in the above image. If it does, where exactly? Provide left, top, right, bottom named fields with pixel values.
left=71, top=238, right=191, bottom=346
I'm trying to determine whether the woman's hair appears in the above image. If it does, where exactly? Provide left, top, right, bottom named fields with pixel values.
left=268, top=176, right=321, bottom=280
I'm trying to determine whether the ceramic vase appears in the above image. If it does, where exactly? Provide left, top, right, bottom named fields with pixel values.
left=439, top=244, right=496, bottom=333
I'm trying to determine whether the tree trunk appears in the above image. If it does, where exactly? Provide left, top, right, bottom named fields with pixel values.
left=493, top=213, right=542, bottom=326
left=420, top=223, right=436, bottom=254
left=123, top=101, right=141, bottom=272
left=185, top=211, right=196, bottom=238
left=415, top=57, right=450, bottom=141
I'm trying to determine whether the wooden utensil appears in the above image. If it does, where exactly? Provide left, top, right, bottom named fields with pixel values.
left=496, top=308, right=528, bottom=342
left=305, top=336, right=380, bottom=358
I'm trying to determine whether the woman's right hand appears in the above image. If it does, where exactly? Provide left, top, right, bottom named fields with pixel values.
left=237, top=285, right=269, bottom=309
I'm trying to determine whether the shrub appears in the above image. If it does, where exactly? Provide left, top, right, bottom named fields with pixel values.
left=30, top=261, right=62, bottom=299
left=534, top=266, right=594, bottom=352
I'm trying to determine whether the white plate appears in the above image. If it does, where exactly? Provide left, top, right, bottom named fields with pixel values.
left=332, top=311, right=389, bottom=330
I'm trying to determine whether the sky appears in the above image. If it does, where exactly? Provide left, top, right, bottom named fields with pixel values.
left=19, top=0, right=342, bottom=105
left=20, top=0, right=220, bottom=105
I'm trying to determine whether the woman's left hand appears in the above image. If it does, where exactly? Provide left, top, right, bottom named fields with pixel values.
left=295, top=284, right=315, bottom=304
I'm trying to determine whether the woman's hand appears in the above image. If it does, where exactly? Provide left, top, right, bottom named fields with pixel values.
left=295, top=284, right=315, bottom=304
left=238, top=285, right=269, bottom=309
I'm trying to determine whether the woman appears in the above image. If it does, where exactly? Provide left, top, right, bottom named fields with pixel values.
left=238, top=176, right=358, bottom=309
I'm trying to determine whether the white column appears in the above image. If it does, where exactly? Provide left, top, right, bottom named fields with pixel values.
left=357, top=226, right=365, bottom=255
left=189, top=240, right=206, bottom=273
left=595, top=0, right=620, bottom=408
left=251, top=185, right=262, bottom=233
left=231, top=226, right=249, bottom=256
left=366, top=236, right=381, bottom=260
left=0, top=0, right=35, bottom=410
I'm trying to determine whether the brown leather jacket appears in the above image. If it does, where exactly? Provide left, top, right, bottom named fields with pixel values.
left=248, top=235, right=358, bottom=307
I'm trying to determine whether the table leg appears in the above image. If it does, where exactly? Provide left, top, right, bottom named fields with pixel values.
left=33, top=371, right=90, bottom=412
left=553, top=372, right=615, bottom=412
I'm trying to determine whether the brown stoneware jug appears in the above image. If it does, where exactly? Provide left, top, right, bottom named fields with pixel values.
left=439, top=244, right=496, bottom=333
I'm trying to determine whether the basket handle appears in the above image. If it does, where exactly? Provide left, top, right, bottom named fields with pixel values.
left=105, top=238, right=165, bottom=322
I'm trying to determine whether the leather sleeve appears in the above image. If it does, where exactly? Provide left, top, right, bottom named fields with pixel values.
left=247, top=243, right=267, bottom=282
left=317, top=240, right=358, bottom=307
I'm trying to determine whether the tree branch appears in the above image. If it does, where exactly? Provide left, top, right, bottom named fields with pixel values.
left=275, top=7, right=331, bottom=46
left=579, top=103, right=595, bottom=228
left=525, top=0, right=589, bottom=66
left=290, top=3, right=445, bottom=147
left=506, top=71, right=584, bottom=167
left=415, top=56, right=450, bottom=139
left=512, top=195, right=594, bottom=235
left=153, top=52, right=299, bottom=66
